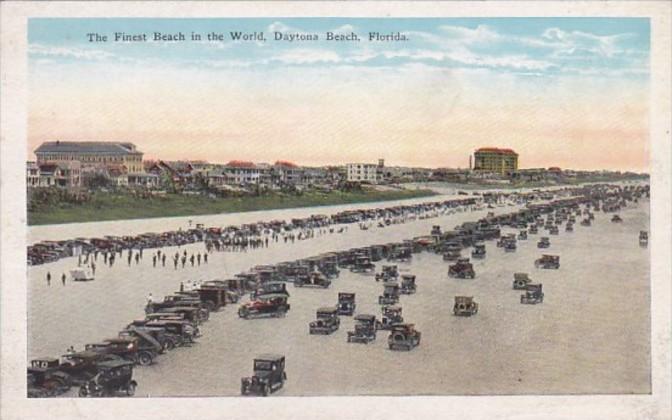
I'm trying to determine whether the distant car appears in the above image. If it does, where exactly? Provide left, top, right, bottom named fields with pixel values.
left=309, top=307, right=340, bottom=335
left=448, top=258, right=475, bottom=279
left=294, top=272, right=331, bottom=289
left=400, top=274, right=417, bottom=295
left=387, top=324, right=421, bottom=351
left=337, top=292, right=356, bottom=316
left=375, top=265, right=399, bottom=282
left=639, top=230, right=648, bottom=246
left=347, top=314, right=377, bottom=344
left=376, top=305, right=404, bottom=330
left=535, top=254, right=560, bottom=269
left=512, top=272, right=531, bottom=290
left=70, top=268, right=94, bottom=282
left=471, top=243, right=486, bottom=259
left=350, top=256, right=375, bottom=273
left=520, top=283, right=544, bottom=304
left=537, top=237, right=551, bottom=248
left=518, top=230, right=528, bottom=240
left=453, top=296, right=478, bottom=317
left=240, top=354, right=287, bottom=397
left=378, top=281, right=400, bottom=305
left=581, top=218, right=591, bottom=227
left=611, top=215, right=623, bottom=223
left=238, top=294, right=290, bottom=319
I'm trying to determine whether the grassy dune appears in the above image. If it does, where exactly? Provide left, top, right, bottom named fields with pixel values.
left=28, top=189, right=437, bottom=225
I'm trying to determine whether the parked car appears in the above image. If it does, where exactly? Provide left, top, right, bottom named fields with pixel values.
left=520, top=283, right=544, bottom=304
left=400, top=274, right=417, bottom=294
left=448, top=258, right=475, bottom=279
left=378, top=281, right=400, bottom=305
left=471, top=243, right=486, bottom=259
left=518, top=230, right=528, bottom=240
left=350, top=256, right=375, bottom=273
left=347, top=314, right=377, bottom=344
left=240, top=354, right=287, bottom=396
left=238, top=294, right=290, bottom=319
left=535, top=254, right=560, bottom=269
left=78, top=359, right=137, bottom=397
left=375, top=265, right=399, bottom=282
left=250, top=281, right=289, bottom=300
left=537, top=237, right=551, bottom=248
left=85, top=336, right=159, bottom=366
left=512, top=272, right=532, bottom=290
left=387, top=324, right=421, bottom=351
left=309, top=307, right=340, bottom=335
left=442, top=249, right=462, bottom=261
left=27, top=358, right=74, bottom=397
left=581, top=218, right=591, bottom=227
left=337, top=292, right=356, bottom=316
left=294, top=272, right=331, bottom=288
left=639, top=230, right=648, bottom=246
left=376, top=305, right=404, bottom=330
left=453, top=296, right=478, bottom=316
left=70, top=268, right=94, bottom=282
left=143, top=319, right=199, bottom=346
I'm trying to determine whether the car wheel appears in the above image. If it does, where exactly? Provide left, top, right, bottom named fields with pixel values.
left=78, top=386, right=89, bottom=398
left=164, top=337, right=176, bottom=351
left=126, top=381, right=136, bottom=397
left=138, top=352, right=152, bottom=366
left=262, top=384, right=270, bottom=397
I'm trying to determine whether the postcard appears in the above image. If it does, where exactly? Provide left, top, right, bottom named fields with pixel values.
left=1, top=1, right=670, bottom=419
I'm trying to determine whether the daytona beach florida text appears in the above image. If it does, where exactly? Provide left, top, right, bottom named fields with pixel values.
left=86, top=31, right=409, bottom=43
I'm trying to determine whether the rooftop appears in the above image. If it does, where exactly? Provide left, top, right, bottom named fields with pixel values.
left=35, top=141, right=142, bottom=155
left=475, top=147, right=518, bottom=156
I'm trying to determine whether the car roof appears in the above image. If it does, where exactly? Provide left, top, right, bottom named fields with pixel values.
left=317, top=306, right=338, bottom=313
left=255, top=354, right=285, bottom=362
left=354, top=314, right=376, bottom=322
left=96, top=359, right=135, bottom=369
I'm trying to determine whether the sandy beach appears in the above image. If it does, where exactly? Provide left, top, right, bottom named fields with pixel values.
left=27, top=189, right=650, bottom=396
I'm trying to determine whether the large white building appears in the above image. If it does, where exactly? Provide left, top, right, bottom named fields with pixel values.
left=346, top=162, right=381, bottom=183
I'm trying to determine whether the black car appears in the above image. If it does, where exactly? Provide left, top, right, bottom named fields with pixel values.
left=78, top=359, right=137, bottom=397
left=337, top=292, right=356, bottom=316
left=347, top=314, right=377, bottom=344
left=309, top=307, right=340, bottom=335
left=241, top=354, right=287, bottom=396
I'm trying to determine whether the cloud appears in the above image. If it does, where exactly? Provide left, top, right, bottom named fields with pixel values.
left=28, top=44, right=115, bottom=60
left=271, top=48, right=341, bottom=64
left=330, top=24, right=356, bottom=35
left=542, top=27, right=634, bottom=57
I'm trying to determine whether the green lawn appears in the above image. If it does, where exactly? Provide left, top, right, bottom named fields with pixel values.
left=28, top=189, right=437, bottom=225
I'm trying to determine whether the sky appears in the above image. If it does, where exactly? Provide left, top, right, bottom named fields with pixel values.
left=28, top=18, right=650, bottom=171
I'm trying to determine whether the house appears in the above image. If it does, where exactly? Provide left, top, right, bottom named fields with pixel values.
left=37, top=161, right=81, bottom=188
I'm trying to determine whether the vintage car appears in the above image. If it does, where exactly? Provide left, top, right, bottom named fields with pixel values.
left=512, top=272, right=532, bottom=290
left=535, top=254, right=560, bottom=269
left=611, top=214, right=623, bottom=223
left=375, top=265, right=399, bottom=282
left=639, top=230, right=648, bottom=246
left=565, top=223, right=574, bottom=232
left=378, top=281, right=400, bottom=305
left=529, top=225, right=539, bottom=234
left=537, top=237, right=551, bottom=248
left=347, top=314, right=377, bottom=344
left=143, top=319, right=199, bottom=347
left=503, top=238, right=517, bottom=252
left=448, top=258, right=475, bottom=279
left=431, top=225, right=442, bottom=236
left=471, top=243, right=486, bottom=259
left=549, top=225, right=559, bottom=235
left=197, top=282, right=239, bottom=311
left=453, top=296, right=478, bottom=316
left=238, top=294, right=290, bottom=319
left=400, top=274, right=417, bottom=294
left=241, top=354, right=287, bottom=397
left=387, top=324, right=421, bottom=351
left=520, top=283, right=544, bottom=304
left=156, top=306, right=208, bottom=324
left=85, top=336, right=159, bottom=366
left=78, top=359, right=137, bottom=397
left=376, top=305, right=404, bottom=330
left=250, top=281, right=289, bottom=300
left=27, top=358, right=74, bottom=397
left=145, top=297, right=209, bottom=322
left=309, top=307, right=340, bottom=335
left=121, top=326, right=172, bottom=352
left=70, top=268, right=94, bottom=282
left=580, top=218, right=592, bottom=226
left=350, top=256, right=376, bottom=273
left=337, top=292, right=356, bottom=316
left=294, top=272, right=331, bottom=288
left=518, top=230, right=528, bottom=240
left=387, top=246, right=412, bottom=262
left=53, top=351, right=125, bottom=388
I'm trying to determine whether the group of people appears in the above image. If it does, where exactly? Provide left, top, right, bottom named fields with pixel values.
left=45, top=271, right=67, bottom=286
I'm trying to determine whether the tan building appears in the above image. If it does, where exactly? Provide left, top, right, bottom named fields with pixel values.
left=473, top=147, right=518, bottom=175
left=35, top=141, right=144, bottom=173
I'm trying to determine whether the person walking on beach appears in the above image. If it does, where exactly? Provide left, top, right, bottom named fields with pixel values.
left=46, top=272, right=51, bottom=286
left=103, top=252, right=108, bottom=264
left=197, top=253, right=201, bottom=266
left=203, top=253, right=208, bottom=264
left=135, top=253, right=140, bottom=265
left=61, top=273, right=66, bottom=286
left=127, top=253, right=132, bottom=266
left=162, top=254, right=166, bottom=267
left=190, top=254, right=195, bottom=267
left=109, top=254, right=115, bottom=267
left=173, top=256, right=178, bottom=270
left=181, top=255, right=186, bottom=268
left=180, top=282, right=184, bottom=292
left=91, top=262, right=96, bottom=275
left=153, top=255, right=157, bottom=267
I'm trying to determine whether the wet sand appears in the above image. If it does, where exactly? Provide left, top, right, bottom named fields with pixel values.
left=27, top=191, right=650, bottom=396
